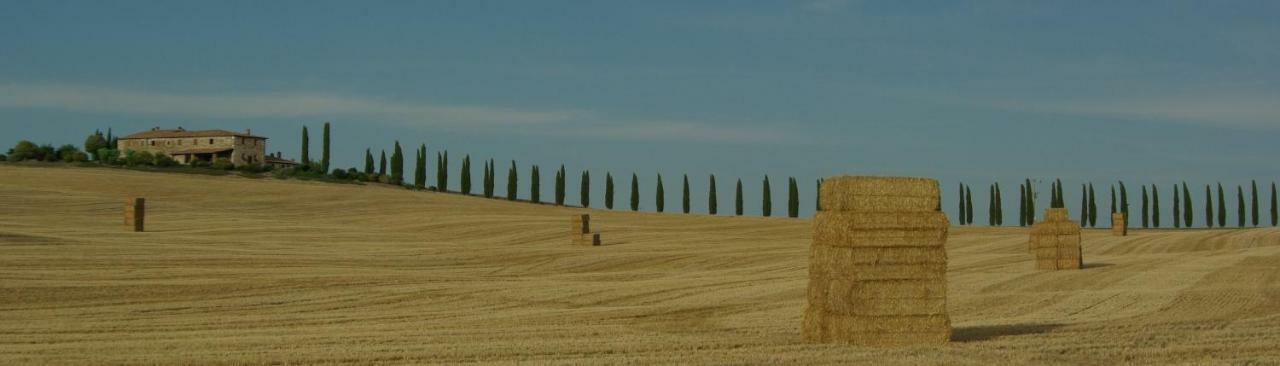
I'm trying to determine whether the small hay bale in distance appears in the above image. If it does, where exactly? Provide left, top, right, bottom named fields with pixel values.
left=570, top=214, right=590, bottom=235
left=1111, top=213, right=1127, bottom=236
left=803, top=175, right=951, bottom=347
left=124, top=197, right=145, bottom=232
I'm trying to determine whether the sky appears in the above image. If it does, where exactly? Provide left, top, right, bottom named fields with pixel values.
left=2, top=1, right=1278, bottom=224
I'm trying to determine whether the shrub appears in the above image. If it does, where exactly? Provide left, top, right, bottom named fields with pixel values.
left=96, top=148, right=120, bottom=165
left=8, top=140, right=41, bottom=161
left=124, top=150, right=155, bottom=167
left=0, top=154, right=6, bottom=162
left=189, top=159, right=211, bottom=168
left=56, top=144, right=82, bottom=162
left=38, top=144, right=56, bottom=162
left=331, top=168, right=349, bottom=180
left=153, top=154, right=178, bottom=167
left=237, top=163, right=265, bottom=174
left=211, top=158, right=235, bottom=170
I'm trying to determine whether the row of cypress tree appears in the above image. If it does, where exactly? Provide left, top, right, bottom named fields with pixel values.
left=961, top=179, right=1279, bottom=228
left=359, top=138, right=808, bottom=217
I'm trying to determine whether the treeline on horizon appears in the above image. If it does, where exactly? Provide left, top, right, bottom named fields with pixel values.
left=335, top=124, right=807, bottom=218
left=5, top=124, right=1276, bottom=226
left=956, top=179, right=1279, bottom=229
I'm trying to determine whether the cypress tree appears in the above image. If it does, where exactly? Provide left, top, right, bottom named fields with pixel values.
left=682, top=174, right=691, bottom=214
left=965, top=185, right=974, bottom=225
left=507, top=161, right=517, bottom=201
left=1110, top=185, right=1117, bottom=214
left=530, top=165, right=541, bottom=203
left=605, top=172, right=615, bottom=209
left=580, top=171, right=590, bottom=208
left=1057, top=179, right=1065, bottom=208
left=379, top=150, right=387, bottom=178
left=1080, top=184, right=1088, bottom=224
left=441, top=151, right=449, bottom=192
left=389, top=141, right=404, bottom=185
left=461, top=155, right=472, bottom=195
left=1182, top=183, right=1192, bottom=227
left=1205, top=185, right=1214, bottom=228
left=419, top=145, right=429, bottom=189
left=816, top=179, right=824, bottom=212
left=762, top=176, right=772, bottom=217
left=630, top=174, right=640, bottom=211
left=735, top=179, right=744, bottom=216
left=1152, top=185, right=1161, bottom=228
left=364, top=149, right=374, bottom=175
left=321, top=122, right=330, bottom=173
left=988, top=184, right=996, bottom=226
left=1272, top=182, right=1278, bottom=227
left=708, top=175, right=718, bottom=215
left=1120, top=182, right=1129, bottom=227
left=1218, top=183, right=1227, bottom=227
left=1252, top=180, right=1259, bottom=227
left=783, top=176, right=793, bottom=217
left=1019, top=184, right=1027, bottom=227
left=1088, top=183, right=1097, bottom=227
left=1173, top=184, right=1181, bottom=228
left=554, top=165, right=566, bottom=206
left=301, top=126, right=310, bottom=165
left=1237, top=185, right=1246, bottom=228
left=1271, top=182, right=1277, bottom=227
left=1026, top=179, right=1036, bottom=225
left=482, top=160, right=493, bottom=197
left=655, top=174, right=665, bottom=213
left=959, top=183, right=967, bottom=225
left=412, top=146, right=425, bottom=189
left=994, top=182, right=1003, bottom=225
left=1141, top=186, right=1149, bottom=228
left=1233, top=186, right=1244, bottom=227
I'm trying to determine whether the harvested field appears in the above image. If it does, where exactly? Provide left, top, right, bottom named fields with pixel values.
left=2, top=165, right=1280, bottom=364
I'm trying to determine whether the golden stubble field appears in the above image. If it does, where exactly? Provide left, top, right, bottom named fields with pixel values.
left=2, top=165, right=1279, bottom=365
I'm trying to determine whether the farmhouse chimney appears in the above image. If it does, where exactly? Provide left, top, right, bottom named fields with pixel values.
left=246, top=128, right=252, bottom=135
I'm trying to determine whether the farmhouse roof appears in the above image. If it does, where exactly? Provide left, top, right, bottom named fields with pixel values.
left=121, top=128, right=267, bottom=140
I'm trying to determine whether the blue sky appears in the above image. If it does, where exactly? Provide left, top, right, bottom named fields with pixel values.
left=2, top=1, right=1278, bottom=223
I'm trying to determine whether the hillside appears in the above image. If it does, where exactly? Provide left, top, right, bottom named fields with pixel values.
left=1, top=165, right=1278, bottom=365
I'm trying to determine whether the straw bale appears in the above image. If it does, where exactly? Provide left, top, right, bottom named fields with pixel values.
left=805, top=175, right=950, bottom=346
left=1111, top=213, right=1127, bottom=236
left=570, top=214, right=590, bottom=235
left=124, top=197, right=145, bottom=232
left=572, top=233, right=600, bottom=246
left=807, top=311, right=951, bottom=346
left=1056, top=259, right=1082, bottom=269
left=819, top=176, right=940, bottom=212
left=812, top=212, right=948, bottom=248
left=1043, top=208, right=1070, bottom=222
left=811, top=262, right=946, bottom=281
left=810, top=245, right=948, bottom=267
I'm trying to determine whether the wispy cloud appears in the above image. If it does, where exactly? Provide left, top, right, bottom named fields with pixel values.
left=0, top=83, right=580, bottom=126
left=0, top=83, right=802, bottom=144
left=887, top=87, right=1280, bottom=131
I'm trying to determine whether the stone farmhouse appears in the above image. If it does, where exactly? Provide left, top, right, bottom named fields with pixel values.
left=118, top=127, right=297, bottom=168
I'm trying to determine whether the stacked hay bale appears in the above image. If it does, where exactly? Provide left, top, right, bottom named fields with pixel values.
left=803, top=176, right=951, bottom=346
left=570, top=214, right=600, bottom=246
left=124, top=197, right=145, bottom=232
left=1028, top=208, right=1082, bottom=270
left=1111, top=213, right=1127, bottom=236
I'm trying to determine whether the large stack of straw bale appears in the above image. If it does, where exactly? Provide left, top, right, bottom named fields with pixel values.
left=124, top=197, right=145, bottom=232
left=1029, top=208, right=1082, bottom=270
left=803, top=176, right=951, bottom=346
left=570, top=214, right=600, bottom=246
left=1111, top=213, right=1127, bottom=236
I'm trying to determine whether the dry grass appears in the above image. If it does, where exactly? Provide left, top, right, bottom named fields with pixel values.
left=2, top=165, right=1280, bottom=364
